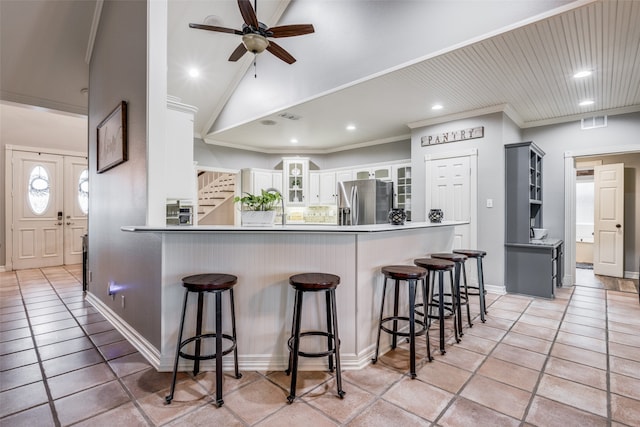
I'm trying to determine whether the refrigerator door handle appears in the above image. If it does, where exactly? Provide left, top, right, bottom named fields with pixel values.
left=351, top=186, right=358, bottom=225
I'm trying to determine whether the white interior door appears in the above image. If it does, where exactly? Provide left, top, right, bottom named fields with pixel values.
left=427, top=156, right=471, bottom=249
left=11, top=151, right=64, bottom=269
left=593, top=163, right=624, bottom=277
left=63, top=156, right=88, bottom=264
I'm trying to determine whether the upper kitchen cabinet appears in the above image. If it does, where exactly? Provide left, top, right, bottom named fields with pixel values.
left=241, top=168, right=282, bottom=195
left=505, top=142, right=545, bottom=244
left=335, top=170, right=354, bottom=183
left=309, top=171, right=337, bottom=206
left=353, top=165, right=392, bottom=181
left=283, top=157, right=309, bottom=206
left=393, top=164, right=412, bottom=221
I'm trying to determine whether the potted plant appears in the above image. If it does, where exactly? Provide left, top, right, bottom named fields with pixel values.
left=234, top=189, right=282, bottom=226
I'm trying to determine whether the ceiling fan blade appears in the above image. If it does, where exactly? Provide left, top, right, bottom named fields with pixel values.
left=228, top=43, right=248, bottom=61
left=237, top=0, right=259, bottom=28
left=266, top=41, right=296, bottom=64
left=269, top=24, right=315, bottom=38
left=189, top=23, right=242, bottom=35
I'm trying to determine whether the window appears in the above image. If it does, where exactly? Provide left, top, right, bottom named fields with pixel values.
left=78, top=169, right=89, bottom=214
left=28, top=165, right=50, bottom=214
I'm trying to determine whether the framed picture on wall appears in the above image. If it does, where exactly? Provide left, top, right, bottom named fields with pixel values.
left=97, top=101, right=128, bottom=173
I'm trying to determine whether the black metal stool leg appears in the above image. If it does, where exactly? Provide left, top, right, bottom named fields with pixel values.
left=438, top=270, right=446, bottom=354
left=325, top=291, right=334, bottom=372
left=478, top=257, right=488, bottom=319
left=462, top=262, right=473, bottom=328
left=287, top=290, right=304, bottom=403
left=229, top=288, right=242, bottom=379
left=421, top=277, right=432, bottom=362
left=450, top=270, right=460, bottom=344
left=165, top=289, right=189, bottom=404
left=329, top=289, right=345, bottom=398
left=286, top=289, right=300, bottom=375
left=193, top=292, right=204, bottom=376
left=408, top=278, right=417, bottom=378
left=372, top=277, right=388, bottom=363
left=215, top=291, right=224, bottom=407
left=392, top=279, right=400, bottom=349
left=453, top=262, right=463, bottom=337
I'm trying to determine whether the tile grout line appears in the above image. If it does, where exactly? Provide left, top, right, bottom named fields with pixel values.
left=15, top=271, right=63, bottom=427
left=604, top=289, right=612, bottom=425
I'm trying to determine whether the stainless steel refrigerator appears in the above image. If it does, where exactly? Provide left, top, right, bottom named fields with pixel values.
left=337, top=179, right=393, bottom=225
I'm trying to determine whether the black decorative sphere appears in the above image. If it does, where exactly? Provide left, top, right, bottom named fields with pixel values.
left=428, top=208, right=444, bottom=223
left=388, top=208, right=406, bottom=225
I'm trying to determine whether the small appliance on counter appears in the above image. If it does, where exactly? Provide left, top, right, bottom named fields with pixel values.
left=166, top=199, right=194, bottom=225
left=337, top=179, right=393, bottom=225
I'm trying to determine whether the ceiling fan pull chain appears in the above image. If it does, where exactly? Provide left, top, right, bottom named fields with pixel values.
left=254, top=57, right=258, bottom=78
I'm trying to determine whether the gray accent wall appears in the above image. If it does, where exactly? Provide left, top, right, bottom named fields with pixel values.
left=88, top=0, right=162, bottom=348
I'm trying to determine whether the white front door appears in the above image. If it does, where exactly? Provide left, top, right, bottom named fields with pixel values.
left=425, top=153, right=474, bottom=250
left=9, top=150, right=88, bottom=269
left=63, top=156, right=89, bottom=264
left=11, top=151, right=65, bottom=269
left=593, top=163, right=624, bottom=277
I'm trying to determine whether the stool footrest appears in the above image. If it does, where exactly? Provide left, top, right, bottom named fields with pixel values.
left=380, top=316, right=428, bottom=337
left=178, top=333, right=237, bottom=361
left=287, top=331, right=340, bottom=358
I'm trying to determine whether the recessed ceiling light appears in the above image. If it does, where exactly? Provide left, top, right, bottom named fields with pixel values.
left=579, top=99, right=594, bottom=106
left=346, top=124, right=356, bottom=131
left=188, top=68, right=200, bottom=78
left=432, top=104, right=443, bottom=110
left=573, top=70, right=592, bottom=78
left=290, top=138, right=298, bottom=144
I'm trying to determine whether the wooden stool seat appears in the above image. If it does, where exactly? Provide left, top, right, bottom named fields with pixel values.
left=182, top=273, right=237, bottom=292
left=453, top=249, right=487, bottom=258
left=414, top=258, right=455, bottom=271
left=381, top=265, right=428, bottom=280
left=289, top=273, right=340, bottom=291
left=429, top=252, right=468, bottom=263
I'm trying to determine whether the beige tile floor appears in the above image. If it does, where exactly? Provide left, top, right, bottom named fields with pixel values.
left=1, top=265, right=640, bottom=426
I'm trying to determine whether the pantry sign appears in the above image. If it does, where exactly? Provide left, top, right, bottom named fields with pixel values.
left=421, top=126, right=484, bottom=146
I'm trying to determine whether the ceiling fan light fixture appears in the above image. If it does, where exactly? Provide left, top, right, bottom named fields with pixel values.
left=242, top=33, right=269, bottom=54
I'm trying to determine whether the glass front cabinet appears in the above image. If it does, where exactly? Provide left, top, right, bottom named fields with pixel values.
left=283, top=157, right=309, bottom=206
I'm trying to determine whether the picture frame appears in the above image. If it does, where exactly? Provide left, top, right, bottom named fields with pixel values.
left=97, top=101, right=128, bottom=173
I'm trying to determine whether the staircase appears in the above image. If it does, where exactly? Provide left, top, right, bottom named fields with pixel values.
left=198, top=172, right=236, bottom=221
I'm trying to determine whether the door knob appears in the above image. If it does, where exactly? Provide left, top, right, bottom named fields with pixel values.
left=616, top=224, right=622, bottom=228
left=57, top=222, right=63, bottom=226
left=66, top=221, right=74, bottom=225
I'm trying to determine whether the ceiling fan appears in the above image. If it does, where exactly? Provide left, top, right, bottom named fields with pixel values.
left=189, top=0, right=315, bottom=64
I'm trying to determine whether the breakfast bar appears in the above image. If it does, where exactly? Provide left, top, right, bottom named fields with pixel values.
left=122, top=221, right=465, bottom=372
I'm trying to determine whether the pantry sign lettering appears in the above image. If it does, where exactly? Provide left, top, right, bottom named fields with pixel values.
left=421, top=126, right=484, bottom=146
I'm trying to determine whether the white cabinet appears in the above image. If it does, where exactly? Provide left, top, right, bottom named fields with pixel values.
left=310, top=171, right=337, bottom=205
left=241, top=169, right=281, bottom=194
left=283, top=157, right=309, bottom=206
left=335, top=170, right=353, bottom=182
left=353, top=166, right=392, bottom=181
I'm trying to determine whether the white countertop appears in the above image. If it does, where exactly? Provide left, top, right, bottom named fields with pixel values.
left=122, top=220, right=467, bottom=234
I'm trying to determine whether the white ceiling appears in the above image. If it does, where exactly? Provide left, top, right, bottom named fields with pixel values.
left=1, top=0, right=639, bottom=153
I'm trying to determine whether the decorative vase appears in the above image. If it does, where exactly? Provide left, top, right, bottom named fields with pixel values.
left=428, top=208, right=444, bottom=223
left=388, top=208, right=406, bottom=225
left=241, top=210, right=276, bottom=226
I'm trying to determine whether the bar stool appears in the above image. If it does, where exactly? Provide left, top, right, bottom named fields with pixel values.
left=414, top=258, right=457, bottom=354
left=430, top=253, right=473, bottom=336
left=286, top=273, right=345, bottom=403
left=165, top=273, right=241, bottom=407
left=373, top=265, right=431, bottom=379
left=453, top=249, right=488, bottom=322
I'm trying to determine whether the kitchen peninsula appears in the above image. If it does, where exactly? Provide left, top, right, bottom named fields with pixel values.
left=120, top=221, right=466, bottom=372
